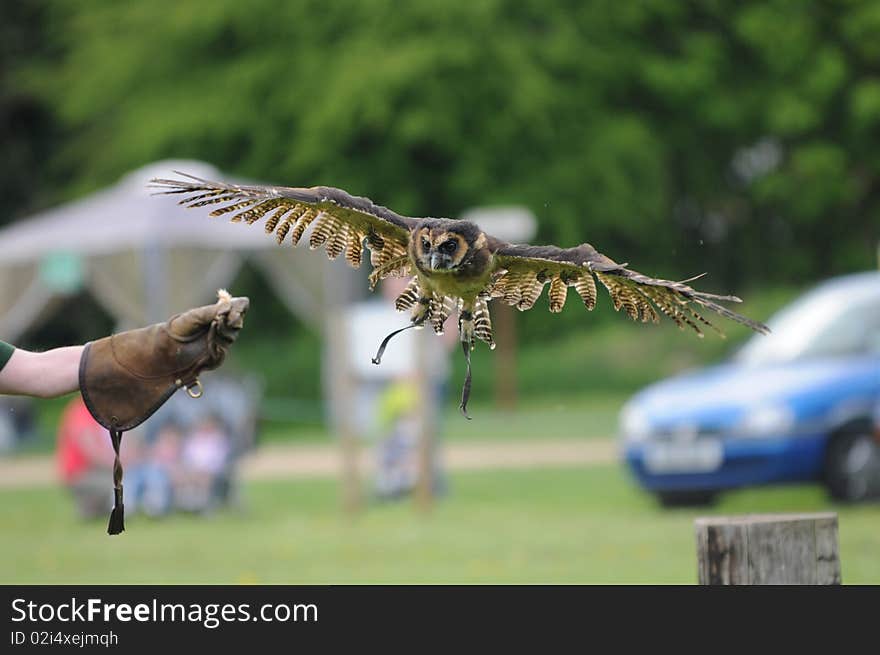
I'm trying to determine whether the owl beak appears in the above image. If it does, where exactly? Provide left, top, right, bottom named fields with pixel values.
left=430, top=252, right=443, bottom=270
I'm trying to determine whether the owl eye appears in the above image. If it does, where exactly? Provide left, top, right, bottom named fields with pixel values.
left=440, top=240, right=458, bottom=254
left=421, top=237, right=431, bottom=250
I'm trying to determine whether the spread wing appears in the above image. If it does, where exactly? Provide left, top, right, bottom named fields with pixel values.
left=150, top=172, right=417, bottom=286
left=489, top=241, right=770, bottom=337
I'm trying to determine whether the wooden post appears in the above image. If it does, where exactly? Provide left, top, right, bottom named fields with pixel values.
left=695, top=513, right=841, bottom=585
left=323, top=260, right=361, bottom=517
left=413, top=327, right=435, bottom=513
left=457, top=205, right=537, bottom=412
left=338, top=369, right=361, bottom=516
left=493, top=302, right=517, bottom=410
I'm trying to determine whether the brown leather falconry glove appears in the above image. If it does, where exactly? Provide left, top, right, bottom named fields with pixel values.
left=79, top=289, right=249, bottom=535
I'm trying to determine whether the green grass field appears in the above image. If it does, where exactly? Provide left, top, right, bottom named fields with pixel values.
left=5, top=284, right=874, bottom=584
left=3, top=464, right=878, bottom=584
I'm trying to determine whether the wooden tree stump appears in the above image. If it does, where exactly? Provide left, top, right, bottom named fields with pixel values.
left=695, top=513, right=841, bottom=585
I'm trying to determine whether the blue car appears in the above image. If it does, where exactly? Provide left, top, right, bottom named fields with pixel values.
left=620, top=270, right=880, bottom=506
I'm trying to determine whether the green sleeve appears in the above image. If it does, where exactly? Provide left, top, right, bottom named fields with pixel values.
left=0, top=340, right=15, bottom=372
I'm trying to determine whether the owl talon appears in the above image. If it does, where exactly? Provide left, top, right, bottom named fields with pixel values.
left=458, top=309, right=476, bottom=347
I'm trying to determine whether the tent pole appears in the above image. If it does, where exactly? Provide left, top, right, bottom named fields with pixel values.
left=142, top=242, right=167, bottom=323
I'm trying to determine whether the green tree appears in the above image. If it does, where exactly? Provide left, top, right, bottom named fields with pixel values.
left=7, top=0, right=880, bottom=397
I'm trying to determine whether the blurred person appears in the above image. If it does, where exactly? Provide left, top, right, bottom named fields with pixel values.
left=374, top=379, right=420, bottom=499
left=144, top=377, right=258, bottom=512
left=56, top=396, right=115, bottom=520
left=124, top=426, right=177, bottom=519
left=360, top=276, right=456, bottom=500
left=177, top=413, right=232, bottom=513
left=874, top=400, right=880, bottom=445
left=152, top=421, right=185, bottom=486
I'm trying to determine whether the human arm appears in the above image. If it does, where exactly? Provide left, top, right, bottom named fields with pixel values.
left=0, top=344, right=84, bottom=399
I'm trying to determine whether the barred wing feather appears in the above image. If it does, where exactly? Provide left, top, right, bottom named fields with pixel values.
left=490, top=242, right=769, bottom=337
left=150, top=172, right=417, bottom=285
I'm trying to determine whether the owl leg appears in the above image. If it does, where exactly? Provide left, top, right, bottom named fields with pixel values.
left=458, top=307, right=476, bottom=350
left=409, top=296, right=431, bottom=327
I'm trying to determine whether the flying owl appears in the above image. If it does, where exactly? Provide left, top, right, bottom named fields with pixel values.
left=151, top=173, right=770, bottom=417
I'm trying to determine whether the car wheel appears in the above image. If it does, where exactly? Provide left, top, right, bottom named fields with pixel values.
left=655, top=491, right=718, bottom=508
left=824, top=428, right=880, bottom=502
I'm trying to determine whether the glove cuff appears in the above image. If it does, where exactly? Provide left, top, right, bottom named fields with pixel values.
left=78, top=329, right=210, bottom=433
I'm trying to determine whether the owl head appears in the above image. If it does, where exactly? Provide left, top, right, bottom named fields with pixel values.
left=413, top=220, right=486, bottom=271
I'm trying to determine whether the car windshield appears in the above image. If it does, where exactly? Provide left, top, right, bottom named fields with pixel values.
left=735, top=276, right=880, bottom=366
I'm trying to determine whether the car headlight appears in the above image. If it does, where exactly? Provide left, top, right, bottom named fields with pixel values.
left=620, top=404, right=652, bottom=442
left=738, top=403, right=795, bottom=437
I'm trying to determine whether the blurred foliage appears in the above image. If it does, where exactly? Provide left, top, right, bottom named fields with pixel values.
left=0, top=1, right=59, bottom=219
left=7, top=0, right=879, bottom=279
left=4, top=0, right=880, bottom=405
